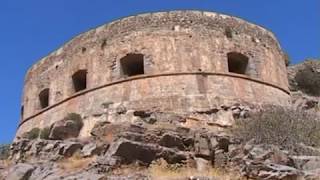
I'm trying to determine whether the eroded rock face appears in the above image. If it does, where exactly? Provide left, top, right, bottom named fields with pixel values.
left=6, top=121, right=320, bottom=179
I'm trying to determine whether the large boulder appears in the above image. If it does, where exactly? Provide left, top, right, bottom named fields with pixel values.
left=49, top=118, right=83, bottom=140
left=58, top=142, right=83, bottom=157
left=101, top=138, right=187, bottom=166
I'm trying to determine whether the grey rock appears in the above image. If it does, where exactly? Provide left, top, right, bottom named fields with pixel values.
left=194, top=134, right=211, bottom=158
left=292, top=156, right=320, bottom=170
left=28, top=163, right=60, bottom=180
left=6, top=163, right=35, bottom=180
left=58, top=142, right=83, bottom=157
left=214, top=150, right=228, bottom=168
left=90, top=121, right=111, bottom=137
left=43, top=143, right=55, bottom=152
left=255, top=163, right=301, bottom=179
left=209, top=137, right=219, bottom=150
left=128, top=124, right=146, bottom=134
left=82, top=143, right=98, bottom=157
left=234, top=143, right=304, bottom=179
left=81, top=143, right=108, bottom=157
left=194, top=158, right=210, bottom=172
left=303, top=168, right=320, bottom=179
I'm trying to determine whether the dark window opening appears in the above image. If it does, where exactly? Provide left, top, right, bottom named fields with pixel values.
left=120, top=54, right=144, bottom=77
left=72, top=70, right=87, bottom=92
left=227, top=52, right=249, bottom=75
left=39, top=88, right=49, bottom=109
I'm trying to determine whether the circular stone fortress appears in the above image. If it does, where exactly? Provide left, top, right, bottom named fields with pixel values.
left=16, top=10, right=290, bottom=138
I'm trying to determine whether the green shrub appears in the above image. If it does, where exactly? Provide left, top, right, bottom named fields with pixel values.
left=232, top=106, right=320, bottom=155
left=40, top=127, right=51, bottom=140
left=64, top=113, right=83, bottom=130
left=295, top=65, right=320, bottom=96
left=23, top=128, right=40, bottom=140
left=0, top=144, right=10, bottom=160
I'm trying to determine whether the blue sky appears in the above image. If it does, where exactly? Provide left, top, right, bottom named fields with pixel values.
left=0, top=0, right=319, bottom=143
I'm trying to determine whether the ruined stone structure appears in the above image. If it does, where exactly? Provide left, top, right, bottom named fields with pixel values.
left=16, top=10, right=290, bottom=137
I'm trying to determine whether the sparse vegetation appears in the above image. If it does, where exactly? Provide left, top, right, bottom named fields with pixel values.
left=232, top=106, right=320, bottom=155
left=58, top=152, right=95, bottom=172
left=295, top=65, right=320, bottom=96
left=0, top=144, right=10, bottom=160
left=64, top=113, right=83, bottom=130
left=149, top=159, right=241, bottom=180
left=40, top=127, right=51, bottom=140
left=23, top=128, right=40, bottom=140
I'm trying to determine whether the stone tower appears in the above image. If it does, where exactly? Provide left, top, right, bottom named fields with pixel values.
left=17, top=11, right=290, bottom=138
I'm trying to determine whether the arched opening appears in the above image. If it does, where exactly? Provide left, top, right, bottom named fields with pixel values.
left=72, top=70, right=87, bottom=93
left=39, top=88, right=49, bottom=109
left=120, top=54, right=144, bottom=77
left=227, top=52, right=249, bottom=75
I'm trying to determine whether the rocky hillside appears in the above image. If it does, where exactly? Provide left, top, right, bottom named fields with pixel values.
left=0, top=60, right=319, bottom=180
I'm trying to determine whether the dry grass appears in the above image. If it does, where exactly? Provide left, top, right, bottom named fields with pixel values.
left=107, top=164, right=148, bottom=176
left=232, top=106, right=320, bottom=155
left=58, top=152, right=96, bottom=172
left=149, top=159, right=242, bottom=180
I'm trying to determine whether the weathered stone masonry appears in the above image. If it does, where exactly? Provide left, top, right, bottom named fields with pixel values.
left=16, top=10, right=290, bottom=137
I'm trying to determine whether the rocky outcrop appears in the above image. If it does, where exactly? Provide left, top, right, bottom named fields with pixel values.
left=10, top=139, right=85, bottom=162
left=4, top=98, right=320, bottom=179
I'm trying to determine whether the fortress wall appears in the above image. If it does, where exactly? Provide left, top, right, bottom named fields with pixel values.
left=17, top=73, right=290, bottom=137
left=18, top=11, right=290, bottom=137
